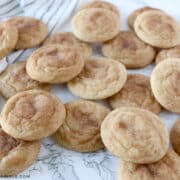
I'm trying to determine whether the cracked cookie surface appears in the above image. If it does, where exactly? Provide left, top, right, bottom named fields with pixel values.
left=170, top=119, right=180, bottom=155
left=72, top=8, right=120, bottom=42
left=151, top=58, right=180, bottom=113
left=79, top=0, right=120, bottom=17
left=128, top=6, right=162, bottom=29
left=0, top=127, right=40, bottom=176
left=7, top=16, right=48, bottom=49
left=54, top=100, right=110, bottom=152
left=108, top=74, right=161, bottom=114
left=43, top=32, right=92, bottom=58
left=118, top=149, right=180, bottom=180
left=68, top=57, right=127, bottom=100
left=102, top=31, right=155, bottom=68
left=134, top=11, right=180, bottom=48
left=0, top=62, right=51, bottom=99
left=156, top=45, right=180, bottom=64
left=101, top=107, right=169, bottom=164
left=0, top=22, right=18, bottom=60
left=0, top=90, right=66, bottom=141
left=26, top=45, right=84, bottom=84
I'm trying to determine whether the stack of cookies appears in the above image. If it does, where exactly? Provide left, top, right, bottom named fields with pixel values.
left=0, top=0, right=179, bottom=179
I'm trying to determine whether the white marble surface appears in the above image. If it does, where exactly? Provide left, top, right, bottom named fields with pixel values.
left=0, top=0, right=180, bottom=180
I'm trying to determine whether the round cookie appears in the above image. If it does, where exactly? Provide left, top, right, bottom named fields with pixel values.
left=43, top=32, right=92, bottom=58
left=26, top=45, right=84, bottom=84
left=0, top=90, right=66, bottom=141
left=134, top=11, right=180, bottom=48
left=0, top=22, right=18, bottom=60
left=72, top=8, right=120, bottom=42
left=0, top=128, right=40, bottom=176
left=128, top=7, right=161, bottom=29
left=67, top=57, right=127, bottom=100
left=118, top=149, right=180, bottom=180
left=156, top=45, right=180, bottom=64
left=102, top=31, right=155, bottom=69
left=101, top=107, right=169, bottom=164
left=108, top=74, right=161, bottom=114
left=79, top=0, right=120, bottom=17
left=54, top=100, right=110, bottom=152
left=7, top=16, right=48, bottom=49
left=0, top=62, right=51, bottom=99
left=170, top=119, right=180, bottom=155
left=151, top=58, right=180, bottom=113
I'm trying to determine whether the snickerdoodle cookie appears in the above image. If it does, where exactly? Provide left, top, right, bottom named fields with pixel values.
left=72, top=8, right=120, bottom=42
left=151, top=58, right=180, bottom=113
left=43, top=32, right=92, bottom=58
left=0, top=62, right=50, bottom=99
left=156, top=45, right=180, bottom=64
left=134, top=11, right=180, bottom=48
left=0, top=90, right=66, bottom=141
left=0, top=128, right=40, bottom=176
left=79, top=0, right=120, bottom=17
left=128, top=6, right=161, bottom=29
left=0, top=22, right=18, bottom=60
left=108, top=74, right=161, bottom=114
left=102, top=31, right=155, bottom=68
left=7, top=16, right=48, bottom=49
left=101, top=107, right=169, bottom=164
left=26, top=45, right=84, bottom=84
left=68, top=57, right=127, bottom=100
left=54, top=100, right=110, bottom=152
left=118, top=149, right=180, bottom=180
left=170, top=119, right=180, bottom=155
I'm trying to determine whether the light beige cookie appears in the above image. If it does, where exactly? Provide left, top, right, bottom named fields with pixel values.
left=72, top=8, right=120, bottom=42
left=0, top=90, right=66, bottom=141
left=156, top=45, right=180, bottom=64
left=102, top=31, right=155, bottom=68
left=43, top=32, right=92, bottom=58
left=108, top=74, right=161, bottom=114
left=54, top=100, right=110, bottom=152
left=0, top=128, right=40, bottom=176
left=68, top=57, right=127, bottom=100
left=151, top=58, right=180, bottom=113
left=0, top=62, right=51, bottom=99
left=128, top=6, right=162, bottom=29
left=0, top=22, right=18, bottom=60
left=134, top=11, right=180, bottom=48
left=7, top=16, right=48, bottom=49
left=170, top=119, right=180, bottom=155
left=79, top=0, right=120, bottom=17
left=118, top=149, right=180, bottom=180
left=101, top=107, right=169, bottom=164
left=26, top=45, right=84, bottom=84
